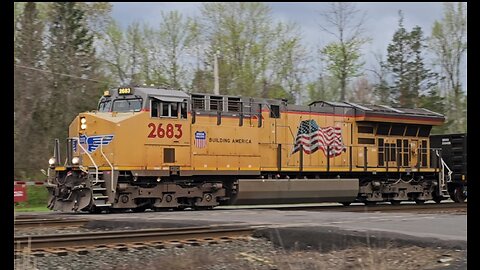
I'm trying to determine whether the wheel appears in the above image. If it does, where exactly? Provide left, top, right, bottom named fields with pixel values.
left=390, top=201, right=401, bottom=205
left=451, top=187, right=466, bottom=203
left=415, top=200, right=425, bottom=205
left=364, top=201, right=377, bottom=206
left=340, top=202, right=352, bottom=206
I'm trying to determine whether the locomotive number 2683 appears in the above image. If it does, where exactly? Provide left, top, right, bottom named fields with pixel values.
left=147, top=123, right=183, bottom=139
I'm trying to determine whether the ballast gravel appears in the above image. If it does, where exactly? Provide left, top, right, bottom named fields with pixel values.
left=14, top=237, right=465, bottom=270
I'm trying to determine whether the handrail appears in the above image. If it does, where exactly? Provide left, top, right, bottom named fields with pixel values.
left=46, top=166, right=57, bottom=187
left=75, top=137, right=99, bottom=186
left=100, top=137, right=115, bottom=194
left=435, top=149, right=452, bottom=181
left=434, top=149, right=451, bottom=196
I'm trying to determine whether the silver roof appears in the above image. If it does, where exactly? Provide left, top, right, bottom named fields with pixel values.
left=134, top=87, right=190, bottom=99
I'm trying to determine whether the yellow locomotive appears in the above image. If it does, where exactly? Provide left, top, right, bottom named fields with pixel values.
left=46, top=86, right=451, bottom=212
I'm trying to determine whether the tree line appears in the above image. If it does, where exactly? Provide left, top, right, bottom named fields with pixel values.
left=14, top=2, right=466, bottom=179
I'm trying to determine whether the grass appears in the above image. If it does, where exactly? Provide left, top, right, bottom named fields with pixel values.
left=14, top=186, right=50, bottom=212
left=14, top=206, right=50, bottom=212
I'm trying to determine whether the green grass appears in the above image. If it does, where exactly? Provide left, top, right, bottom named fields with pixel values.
left=14, top=185, right=50, bottom=212
left=14, top=206, right=50, bottom=212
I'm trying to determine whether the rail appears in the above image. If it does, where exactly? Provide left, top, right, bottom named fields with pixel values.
left=435, top=149, right=452, bottom=196
left=14, top=218, right=89, bottom=229
left=14, top=225, right=256, bottom=250
left=75, top=137, right=99, bottom=185
left=100, top=137, right=115, bottom=194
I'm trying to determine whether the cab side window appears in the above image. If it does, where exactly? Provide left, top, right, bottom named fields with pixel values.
left=151, top=99, right=159, bottom=117
left=151, top=99, right=188, bottom=119
left=180, top=102, right=187, bottom=119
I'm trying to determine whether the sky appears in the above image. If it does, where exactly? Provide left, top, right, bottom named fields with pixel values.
left=110, top=2, right=465, bottom=88
left=111, top=2, right=445, bottom=53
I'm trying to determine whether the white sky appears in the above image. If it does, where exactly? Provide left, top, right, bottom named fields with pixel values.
left=111, top=2, right=466, bottom=90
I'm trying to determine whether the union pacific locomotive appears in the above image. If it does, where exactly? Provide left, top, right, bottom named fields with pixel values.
left=46, top=86, right=457, bottom=213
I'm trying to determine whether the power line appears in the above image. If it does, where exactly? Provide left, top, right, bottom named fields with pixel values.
left=14, top=64, right=109, bottom=83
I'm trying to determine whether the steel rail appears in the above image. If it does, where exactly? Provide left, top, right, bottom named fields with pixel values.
left=254, top=202, right=467, bottom=212
left=14, top=225, right=256, bottom=250
left=14, top=218, right=89, bottom=229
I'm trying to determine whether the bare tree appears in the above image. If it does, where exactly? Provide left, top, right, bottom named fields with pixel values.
left=318, top=2, right=370, bottom=101
left=156, top=11, right=193, bottom=89
left=349, top=76, right=373, bottom=103
left=368, top=52, right=391, bottom=105
left=101, top=20, right=128, bottom=84
left=430, top=2, right=467, bottom=132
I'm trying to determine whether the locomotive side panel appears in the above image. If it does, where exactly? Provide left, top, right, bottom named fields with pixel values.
left=191, top=115, right=261, bottom=173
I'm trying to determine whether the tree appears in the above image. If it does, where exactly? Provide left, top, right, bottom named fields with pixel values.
left=46, top=2, right=103, bottom=147
left=419, top=86, right=450, bottom=134
left=349, top=76, right=373, bottom=103
left=318, top=2, right=369, bottom=101
left=100, top=20, right=129, bottom=84
left=306, top=72, right=341, bottom=103
left=369, top=52, right=391, bottom=105
left=155, top=11, right=193, bottom=89
left=385, top=11, right=437, bottom=108
left=430, top=2, right=467, bottom=133
left=197, top=2, right=307, bottom=102
left=125, top=22, right=145, bottom=85
left=14, top=2, right=46, bottom=178
left=14, top=2, right=112, bottom=179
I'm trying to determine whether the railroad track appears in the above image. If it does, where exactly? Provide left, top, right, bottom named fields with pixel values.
left=249, top=202, right=467, bottom=213
left=14, top=218, right=89, bottom=229
left=14, top=225, right=257, bottom=251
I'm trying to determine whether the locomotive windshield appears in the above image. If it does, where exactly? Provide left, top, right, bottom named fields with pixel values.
left=98, top=99, right=112, bottom=112
left=112, top=98, right=142, bottom=112
left=98, top=98, right=143, bottom=112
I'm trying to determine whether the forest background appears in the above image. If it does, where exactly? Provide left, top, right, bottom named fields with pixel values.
left=14, top=2, right=467, bottom=179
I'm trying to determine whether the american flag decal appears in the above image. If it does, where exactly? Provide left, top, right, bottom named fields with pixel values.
left=292, top=120, right=345, bottom=157
left=194, top=131, right=207, bottom=148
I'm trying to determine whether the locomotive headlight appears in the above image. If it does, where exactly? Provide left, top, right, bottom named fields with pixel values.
left=48, top=157, right=56, bottom=165
left=72, top=157, right=80, bottom=165
left=80, top=117, right=87, bottom=130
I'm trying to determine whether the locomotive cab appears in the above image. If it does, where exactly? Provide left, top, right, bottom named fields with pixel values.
left=46, top=87, right=196, bottom=212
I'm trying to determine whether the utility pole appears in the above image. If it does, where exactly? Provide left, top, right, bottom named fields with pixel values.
left=214, top=50, right=220, bottom=95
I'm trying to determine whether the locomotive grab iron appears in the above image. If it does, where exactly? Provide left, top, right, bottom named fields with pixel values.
left=46, top=86, right=463, bottom=213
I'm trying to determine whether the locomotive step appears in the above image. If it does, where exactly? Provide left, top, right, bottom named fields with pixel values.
left=93, top=195, right=109, bottom=200
left=90, top=180, right=105, bottom=183
left=93, top=203, right=112, bottom=207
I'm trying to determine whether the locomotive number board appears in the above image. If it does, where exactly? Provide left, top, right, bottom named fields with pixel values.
left=118, top=87, right=132, bottom=95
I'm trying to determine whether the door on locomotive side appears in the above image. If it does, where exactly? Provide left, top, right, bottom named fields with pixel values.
left=384, top=138, right=398, bottom=168
left=410, top=139, right=419, bottom=169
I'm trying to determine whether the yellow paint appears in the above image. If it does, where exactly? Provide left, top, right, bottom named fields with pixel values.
left=63, top=100, right=443, bottom=175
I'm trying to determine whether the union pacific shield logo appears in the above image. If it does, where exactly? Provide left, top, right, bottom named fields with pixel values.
left=73, top=134, right=114, bottom=153
left=195, top=131, right=207, bottom=148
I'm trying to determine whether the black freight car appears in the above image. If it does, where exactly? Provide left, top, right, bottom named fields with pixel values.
left=430, top=133, right=467, bottom=202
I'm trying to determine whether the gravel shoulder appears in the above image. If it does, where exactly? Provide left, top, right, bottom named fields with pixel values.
left=15, top=237, right=466, bottom=270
